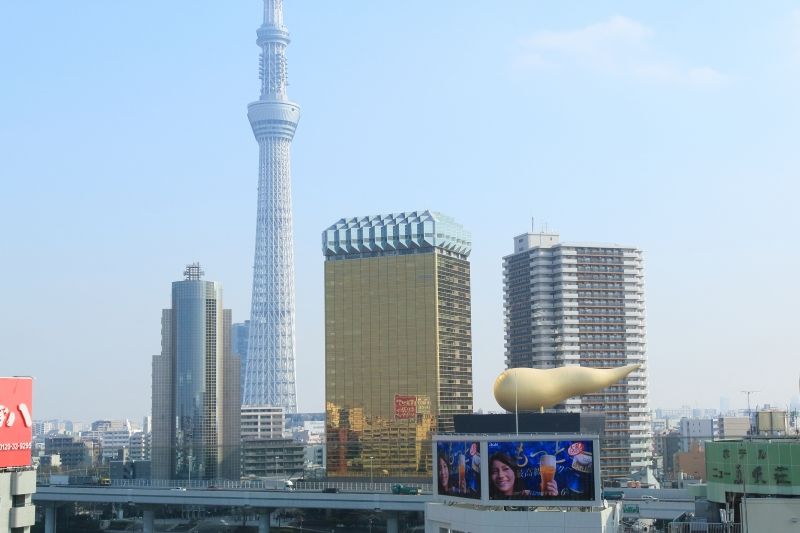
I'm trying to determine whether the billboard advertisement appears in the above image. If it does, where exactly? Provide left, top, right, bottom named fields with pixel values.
left=435, top=440, right=481, bottom=499
left=0, top=377, right=33, bottom=468
left=486, top=438, right=598, bottom=503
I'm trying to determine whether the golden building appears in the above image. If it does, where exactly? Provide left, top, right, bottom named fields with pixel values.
left=323, top=211, right=472, bottom=478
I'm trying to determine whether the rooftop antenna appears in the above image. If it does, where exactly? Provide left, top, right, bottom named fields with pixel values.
left=184, top=262, right=204, bottom=281
left=741, top=390, right=759, bottom=416
left=531, top=217, right=535, bottom=233
left=741, top=390, right=759, bottom=434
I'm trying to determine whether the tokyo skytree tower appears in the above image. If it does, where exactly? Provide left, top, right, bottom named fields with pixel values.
left=243, top=0, right=299, bottom=412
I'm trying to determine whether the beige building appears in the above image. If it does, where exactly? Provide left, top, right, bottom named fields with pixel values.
left=323, top=211, right=472, bottom=477
left=718, top=416, right=750, bottom=438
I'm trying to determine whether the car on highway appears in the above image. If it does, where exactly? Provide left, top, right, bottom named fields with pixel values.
left=602, top=490, right=624, bottom=500
left=641, top=494, right=659, bottom=501
left=391, top=484, right=422, bottom=495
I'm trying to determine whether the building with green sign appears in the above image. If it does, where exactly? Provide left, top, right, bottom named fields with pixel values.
left=698, top=439, right=800, bottom=532
left=705, top=439, right=800, bottom=503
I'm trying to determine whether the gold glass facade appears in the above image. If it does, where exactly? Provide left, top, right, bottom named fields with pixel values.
left=325, top=250, right=472, bottom=478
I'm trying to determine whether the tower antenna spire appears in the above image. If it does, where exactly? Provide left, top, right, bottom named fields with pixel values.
left=257, top=0, right=290, bottom=101
left=263, top=0, right=284, bottom=27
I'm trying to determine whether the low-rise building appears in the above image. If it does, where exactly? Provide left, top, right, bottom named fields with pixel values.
left=679, top=417, right=714, bottom=452
left=241, top=438, right=304, bottom=478
left=701, top=439, right=800, bottom=531
left=674, top=441, right=706, bottom=481
left=44, top=436, right=97, bottom=469
left=717, top=416, right=750, bottom=438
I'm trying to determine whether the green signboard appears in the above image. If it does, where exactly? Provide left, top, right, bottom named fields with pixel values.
left=623, top=504, right=640, bottom=514
left=705, top=440, right=800, bottom=503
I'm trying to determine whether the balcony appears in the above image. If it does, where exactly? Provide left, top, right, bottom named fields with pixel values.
left=11, top=470, right=36, bottom=494
left=10, top=506, right=36, bottom=529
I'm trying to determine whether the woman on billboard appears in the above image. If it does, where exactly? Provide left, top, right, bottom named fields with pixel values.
left=437, top=453, right=457, bottom=495
left=489, top=452, right=558, bottom=499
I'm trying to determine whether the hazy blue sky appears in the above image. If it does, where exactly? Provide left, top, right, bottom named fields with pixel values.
left=2, top=2, right=799, bottom=422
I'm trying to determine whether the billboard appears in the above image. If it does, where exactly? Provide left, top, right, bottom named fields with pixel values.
left=487, top=438, right=598, bottom=503
left=394, top=395, right=417, bottom=419
left=435, top=440, right=482, bottom=500
left=0, top=377, right=33, bottom=468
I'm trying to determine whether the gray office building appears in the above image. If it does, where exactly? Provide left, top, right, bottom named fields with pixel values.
left=152, top=263, right=241, bottom=480
left=231, top=321, right=250, bottom=403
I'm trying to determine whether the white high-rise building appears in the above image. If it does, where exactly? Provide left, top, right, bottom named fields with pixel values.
left=241, top=405, right=285, bottom=440
left=129, top=431, right=150, bottom=462
left=243, top=0, right=300, bottom=413
left=503, top=230, right=651, bottom=478
left=100, top=419, right=132, bottom=460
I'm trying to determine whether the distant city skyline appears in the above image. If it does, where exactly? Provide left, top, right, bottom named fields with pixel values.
left=2, top=2, right=799, bottom=420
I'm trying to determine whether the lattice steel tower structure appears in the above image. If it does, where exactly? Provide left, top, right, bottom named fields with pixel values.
left=243, top=0, right=300, bottom=412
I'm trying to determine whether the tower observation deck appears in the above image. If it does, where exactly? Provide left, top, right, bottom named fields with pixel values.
left=243, top=0, right=299, bottom=412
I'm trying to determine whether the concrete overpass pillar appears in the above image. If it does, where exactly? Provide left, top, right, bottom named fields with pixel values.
left=386, top=512, right=399, bottom=533
left=143, top=507, right=155, bottom=533
left=45, top=505, right=56, bottom=533
left=258, top=511, right=271, bottom=533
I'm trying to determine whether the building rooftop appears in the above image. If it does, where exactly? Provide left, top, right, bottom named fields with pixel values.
left=322, top=210, right=471, bottom=259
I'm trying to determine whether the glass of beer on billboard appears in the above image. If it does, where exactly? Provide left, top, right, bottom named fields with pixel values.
left=539, top=454, right=556, bottom=494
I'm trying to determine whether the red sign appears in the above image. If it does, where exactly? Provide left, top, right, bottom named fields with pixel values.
left=0, top=377, right=33, bottom=468
left=394, top=395, right=417, bottom=419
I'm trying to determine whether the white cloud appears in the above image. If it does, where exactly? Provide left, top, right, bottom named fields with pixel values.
left=515, top=16, right=726, bottom=88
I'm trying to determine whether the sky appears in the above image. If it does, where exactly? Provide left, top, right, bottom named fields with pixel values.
left=2, top=1, right=799, bottom=423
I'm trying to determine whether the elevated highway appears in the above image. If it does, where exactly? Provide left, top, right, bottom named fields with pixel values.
left=34, top=484, right=428, bottom=512
left=33, top=484, right=696, bottom=531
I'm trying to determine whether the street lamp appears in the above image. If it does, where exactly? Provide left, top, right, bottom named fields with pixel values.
left=369, top=456, right=374, bottom=488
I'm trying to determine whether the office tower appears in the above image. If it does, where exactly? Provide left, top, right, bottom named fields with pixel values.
left=323, top=211, right=473, bottom=477
left=242, top=0, right=300, bottom=412
left=231, top=321, right=250, bottom=402
left=151, top=263, right=241, bottom=480
left=503, top=230, right=650, bottom=478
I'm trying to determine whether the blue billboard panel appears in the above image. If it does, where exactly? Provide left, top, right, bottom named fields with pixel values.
left=487, top=439, right=596, bottom=502
left=435, top=440, right=481, bottom=500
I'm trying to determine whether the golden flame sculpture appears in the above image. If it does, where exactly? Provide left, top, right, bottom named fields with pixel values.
left=493, top=364, right=641, bottom=412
